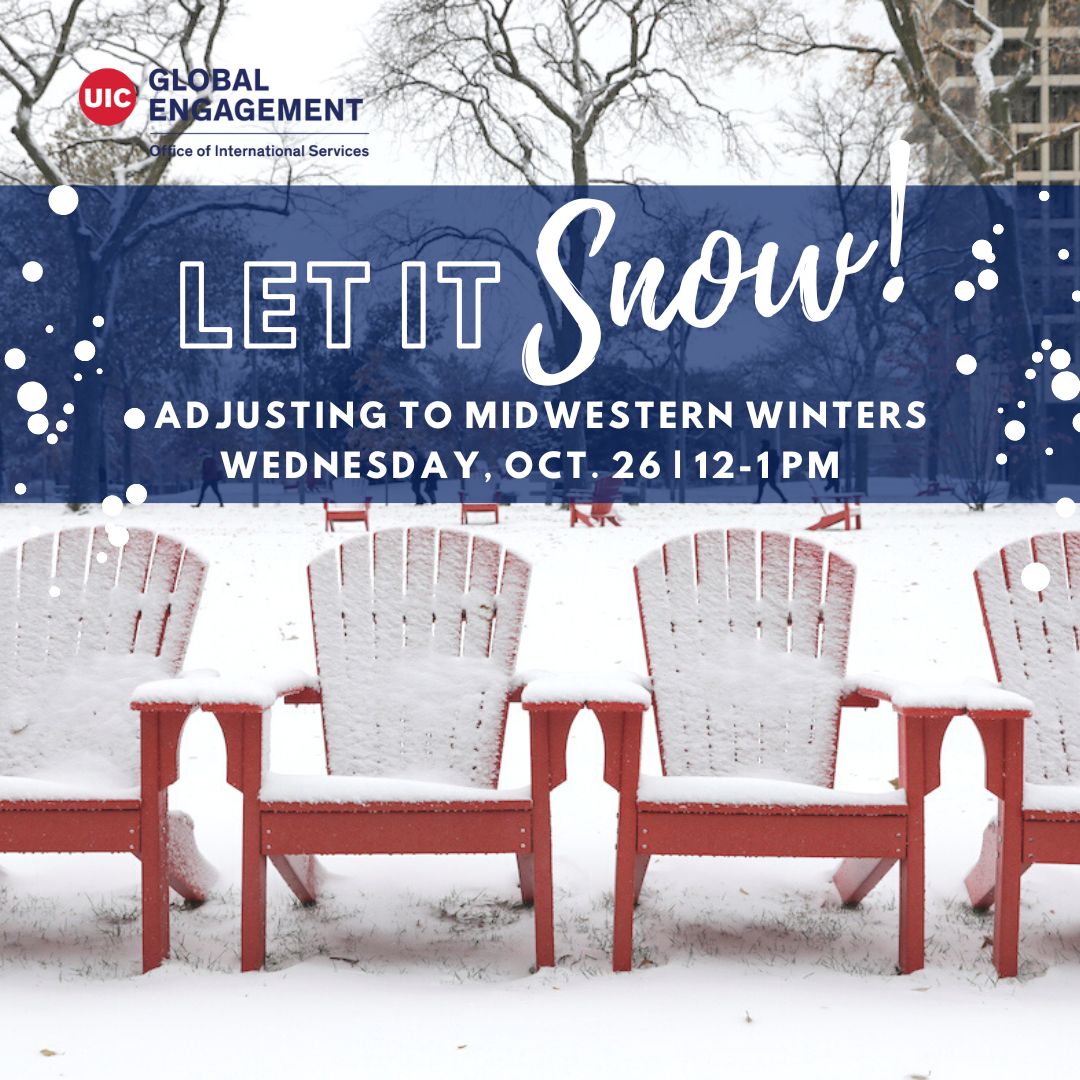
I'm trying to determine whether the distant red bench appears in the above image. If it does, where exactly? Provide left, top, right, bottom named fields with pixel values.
left=459, top=490, right=501, bottom=524
left=323, top=498, right=372, bottom=532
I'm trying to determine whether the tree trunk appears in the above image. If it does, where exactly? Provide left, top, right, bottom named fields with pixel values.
left=853, top=428, right=869, bottom=494
left=68, top=254, right=113, bottom=507
left=559, top=139, right=591, bottom=461
left=926, top=404, right=940, bottom=484
left=982, top=188, right=1041, bottom=500
left=120, top=379, right=134, bottom=490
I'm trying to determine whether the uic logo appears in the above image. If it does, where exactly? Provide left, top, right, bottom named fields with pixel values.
left=79, top=68, right=137, bottom=126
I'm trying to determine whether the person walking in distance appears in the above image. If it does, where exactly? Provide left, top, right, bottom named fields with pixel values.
left=196, top=450, right=224, bottom=507
left=409, top=446, right=425, bottom=505
left=754, top=438, right=788, bottom=504
left=823, top=436, right=843, bottom=494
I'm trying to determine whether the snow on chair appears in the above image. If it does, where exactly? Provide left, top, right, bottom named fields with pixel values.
left=590, top=528, right=1023, bottom=973
left=0, top=526, right=213, bottom=972
left=193, top=527, right=570, bottom=971
left=569, top=475, right=622, bottom=527
left=964, top=533, right=1080, bottom=977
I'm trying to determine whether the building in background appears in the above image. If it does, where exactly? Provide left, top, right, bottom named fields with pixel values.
left=921, top=0, right=1079, bottom=484
left=999, top=1, right=1080, bottom=481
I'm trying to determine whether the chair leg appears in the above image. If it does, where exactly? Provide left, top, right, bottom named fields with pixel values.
left=241, top=800, right=267, bottom=972
left=166, top=810, right=216, bottom=903
left=270, top=854, right=319, bottom=906
left=993, top=808, right=1023, bottom=978
left=140, top=789, right=170, bottom=972
left=633, top=854, right=651, bottom=904
left=965, top=821, right=1000, bottom=910
left=532, top=830, right=555, bottom=969
left=898, top=831, right=925, bottom=974
left=833, top=856, right=897, bottom=906
left=613, top=833, right=637, bottom=972
left=516, top=853, right=535, bottom=906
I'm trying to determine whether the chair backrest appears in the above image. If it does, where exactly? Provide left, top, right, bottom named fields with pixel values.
left=975, top=532, right=1080, bottom=786
left=308, top=527, right=531, bottom=787
left=0, top=527, right=207, bottom=784
left=635, top=529, right=855, bottom=786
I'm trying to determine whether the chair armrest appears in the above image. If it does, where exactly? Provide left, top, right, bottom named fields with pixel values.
left=508, top=668, right=550, bottom=703
left=131, top=669, right=220, bottom=711
left=129, top=676, right=207, bottom=792
left=513, top=672, right=650, bottom=793
left=519, top=671, right=651, bottom=710
left=843, top=674, right=1032, bottom=800
left=132, top=668, right=321, bottom=712
left=843, top=673, right=1031, bottom=716
left=133, top=669, right=321, bottom=795
left=518, top=672, right=650, bottom=794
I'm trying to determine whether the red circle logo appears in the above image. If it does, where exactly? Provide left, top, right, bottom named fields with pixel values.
left=79, top=68, right=137, bottom=126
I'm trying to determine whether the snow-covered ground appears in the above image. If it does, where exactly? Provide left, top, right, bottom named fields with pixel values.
left=1, top=499, right=1078, bottom=1079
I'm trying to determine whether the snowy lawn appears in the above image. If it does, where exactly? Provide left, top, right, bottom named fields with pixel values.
left=0, top=499, right=1077, bottom=1079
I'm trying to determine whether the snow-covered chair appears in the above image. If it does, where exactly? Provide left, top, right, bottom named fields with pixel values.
left=586, top=529, right=1027, bottom=973
left=965, top=533, right=1080, bottom=977
left=0, top=526, right=213, bottom=972
left=183, top=527, right=567, bottom=971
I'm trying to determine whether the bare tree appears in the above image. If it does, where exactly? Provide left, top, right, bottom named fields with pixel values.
left=0, top=1, right=294, bottom=504
left=359, top=0, right=748, bottom=188
left=731, top=0, right=1072, bottom=498
left=782, top=68, right=915, bottom=493
left=1, top=1, right=229, bottom=188
left=788, top=65, right=913, bottom=188
left=356, top=0, right=750, bottom=463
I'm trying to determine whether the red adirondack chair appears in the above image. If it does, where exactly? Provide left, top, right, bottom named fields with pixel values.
left=323, top=497, right=372, bottom=532
left=964, top=532, right=1080, bottom=977
left=459, top=489, right=501, bottom=524
left=806, top=478, right=864, bottom=532
left=0, top=526, right=213, bottom=972
left=197, top=526, right=568, bottom=971
left=597, top=528, right=970, bottom=973
left=569, top=476, right=622, bottom=527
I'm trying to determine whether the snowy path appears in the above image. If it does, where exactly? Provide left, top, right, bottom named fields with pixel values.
left=0, top=500, right=1076, bottom=1079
